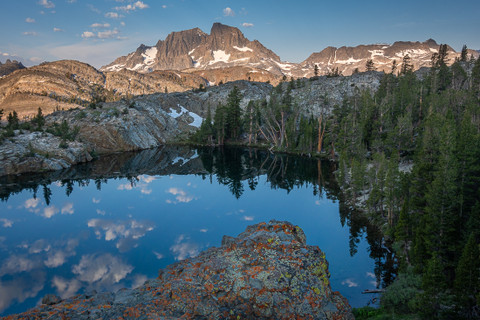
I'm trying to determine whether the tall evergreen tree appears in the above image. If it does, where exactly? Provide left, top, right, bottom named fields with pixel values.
left=460, top=45, right=468, bottom=62
left=225, top=86, right=242, bottom=140
left=454, top=233, right=480, bottom=317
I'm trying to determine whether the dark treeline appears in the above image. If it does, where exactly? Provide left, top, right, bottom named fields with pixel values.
left=193, top=50, right=480, bottom=319
left=338, top=55, right=480, bottom=319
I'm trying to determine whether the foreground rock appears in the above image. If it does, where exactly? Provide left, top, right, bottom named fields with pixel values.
left=0, top=131, right=92, bottom=176
left=4, top=221, right=353, bottom=319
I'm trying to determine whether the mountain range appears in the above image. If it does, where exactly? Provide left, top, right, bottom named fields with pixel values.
left=1, top=22, right=478, bottom=119
left=102, top=23, right=478, bottom=80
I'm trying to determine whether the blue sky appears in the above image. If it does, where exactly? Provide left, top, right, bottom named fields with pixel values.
left=1, top=0, right=479, bottom=68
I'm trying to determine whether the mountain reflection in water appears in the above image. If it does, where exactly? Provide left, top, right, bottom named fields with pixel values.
left=0, top=146, right=394, bottom=315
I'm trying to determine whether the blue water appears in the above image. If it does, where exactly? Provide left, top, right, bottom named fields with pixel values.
left=0, top=147, right=383, bottom=315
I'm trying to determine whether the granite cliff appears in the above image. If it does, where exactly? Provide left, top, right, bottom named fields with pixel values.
left=4, top=221, right=354, bottom=319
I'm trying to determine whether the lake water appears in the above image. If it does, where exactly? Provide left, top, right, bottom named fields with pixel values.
left=0, top=146, right=391, bottom=316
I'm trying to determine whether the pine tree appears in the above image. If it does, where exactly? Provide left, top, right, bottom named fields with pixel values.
left=7, top=111, right=19, bottom=130
left=213, top=104, right=227, bottom=145
left=314, top=64, right=319, bottom=77
left=454, top=233, right=480, bottom=316
left=391, top=60, right=397, bottom=74
left=0, top=108, right=3, bottom=121
left=401, top=55, right=413, bottom=75
left=460, top=45, right=468, bottom=62
left=365, top=59, right=375, bottom=71
left=225, top=86, right=242, bottom=140
left=32, top=107, right=45, bottom=131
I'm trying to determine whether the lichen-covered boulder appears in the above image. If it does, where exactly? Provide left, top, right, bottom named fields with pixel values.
left=4, top=221, right=354, bottom=319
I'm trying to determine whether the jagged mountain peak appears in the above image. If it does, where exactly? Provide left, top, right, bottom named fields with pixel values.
left=101, top=23, right=282, bottom=74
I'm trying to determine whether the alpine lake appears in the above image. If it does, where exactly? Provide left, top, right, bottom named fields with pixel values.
left=0, top=146, right=394, bottom=316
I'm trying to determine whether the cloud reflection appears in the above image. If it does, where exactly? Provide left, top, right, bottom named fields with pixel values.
left=0, top=271, right=45, bottom=313
left=0, top=255, right=43, bottom=276
left=52, top=276, right=82, bottom=299
left=166, top=188, right=196, bottom=204
left=341, top=278, right=359, bottom=287
left=87, top=219, right=155, bottom=252
left=0, top=218, right=13, bottom=228
left=170, top=235, right=200, bottom=261
left=72, top=254, right=133, bottom=289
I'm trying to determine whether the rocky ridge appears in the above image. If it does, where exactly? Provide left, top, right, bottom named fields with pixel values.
left=4, top=221, right=354, bottom=319
left=0, top=59, right=25, bottom=77
left=102, top=23, right=479, bottom=79
left=0, top=60, right=209, bottom=119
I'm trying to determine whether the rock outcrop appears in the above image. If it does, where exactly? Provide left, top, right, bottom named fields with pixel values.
left=4, top=221, right=354, bottom=319
left=0, top=131, right=92, bottom=176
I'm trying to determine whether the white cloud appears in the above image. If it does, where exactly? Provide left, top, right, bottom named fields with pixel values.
left=166, top=187, right=196, bottom=203
left=0, top=255, right=41, bottom=276
left=23, top=31, right=38, bottom=36
left=53, top=27, right=63, bottom=32
left=30, top=57, right=43, bottom=62
left=223, top=7, right=235, bottom=17
left=115, top=1, right=149, bottom=12
left=242, top=22, right=254, bottom=28
left=52, top=276, right=81, bottom=299
left=153, top=251, right=164, bottom=259
left=61, top=202, right=74, bottom=215
left=98, top=29, right=119, bottom=39
left=242, top=216, right=254, bottom=221
left=120, top=21, right=126, bottom=26
left=170, top=235, right=199, bottom=261
left=43, top=206, right=59, bottom=218
left=105, top=12, right=123, bottom=19
left=0, top=218, right=13, bottom=228
left=38, top=0, right=55, bottom=9
left=341, top=278, right=359, bottom=287
left=92, top=197, right=101, bottom=203
left=81, top=31, right=95, bottom=39
left=117, top=183, right=133, bottom=190
left=0, top=272, right=45, bottom=313
left=96, top=209, right=106, bottom=216
left=199, top=229, right=208, bottom=233
left=87, top=219, right=154, bottom=252
left=24, top=198, right=40, bottom=210
left=44, top=250, right=71, bottom=268
left=72, top=254, right=133, bottom=288
left=162, top=5, right=167, bottom=9
left=26, top=17, right=36, bottom=23
left=28, top=239, right=51, bottom=254
left=131, top=274, right=147, bottom=289
left=91, top=23, right=111, bottom=28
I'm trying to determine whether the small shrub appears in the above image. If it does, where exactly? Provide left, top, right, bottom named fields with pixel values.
left=75, top=111, right=87, bottom=120
left=59, top=139, right=68, bottom=149
left=122, top=108, right=128, bottom=115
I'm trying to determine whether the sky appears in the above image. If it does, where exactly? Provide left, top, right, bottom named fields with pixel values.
left=0, top=0, right=479, bottom=68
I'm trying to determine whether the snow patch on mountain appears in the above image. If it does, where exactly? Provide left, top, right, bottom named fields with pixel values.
left=233, top=46, right=253, bottom=52
left=210, top=50, right=231, bottom=65
left=169, top=104, right=203, bottom=128
left=142, top=47, right=157, bottom=65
